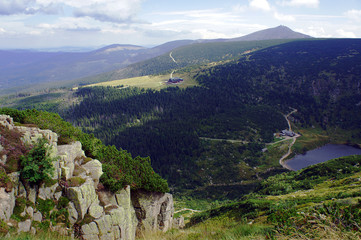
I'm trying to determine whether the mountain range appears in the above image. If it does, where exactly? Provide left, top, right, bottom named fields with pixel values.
left=0, top=26, right=311, bottom=95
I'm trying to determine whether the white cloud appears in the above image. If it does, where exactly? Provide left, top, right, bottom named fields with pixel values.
left=0, top=28, right=6, bottom=34
left=0, top=0, right=36, bottom=15
left=0, top=0, right=144, bottom=23
left=232, top=4, right=247, bottom=13
left=336, top=29, right=356, bottom=38
left=279, top=0, right=319, bottom=8
left=345, top=9, right=361, bottom=21
left=37, top=17, right=102, bottom=32
left=249, top=0, right=271, bottom=11
left=296, top=26, right=332, bottom=38
left=274, top=12, right=295, bottom=21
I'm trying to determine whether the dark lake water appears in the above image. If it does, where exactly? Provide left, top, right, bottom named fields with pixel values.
left=285, top=144, right=361, bottom=171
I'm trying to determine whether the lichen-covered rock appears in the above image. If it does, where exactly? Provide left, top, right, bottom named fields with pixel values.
left=38, top=182, right=59, bottom=200
left=83, top=235, right=100, bottom=240
left=33, top=211, right=42, bottom=222
left=82, top=160, right=103, bottom=186
left=18, top=219, right=32, bottom=233
left=95, top=215, right=112, bottom=236
left=132, top=190, right=174, bottom=233
left=0, top=115, right=175, bottom=239
left=26, top=206, right=34, bottom=219
left=57, top=141, right=84, bottom=180
left=89, top=203, right=103, bottom=219
left=27, top=187, right=37, bottom=204
left=0, top=115, right=14, bottom=130
left=67, top=177, right=99, bottom=220
left=82, top=222, right=99, bottom=235
left=0, top=188, right=15, bottom=220
left=67, top=202, right=78, bottom=225
left=173, top=216, right=185, bottom=229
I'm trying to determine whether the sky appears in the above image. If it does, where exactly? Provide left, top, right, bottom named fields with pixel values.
left=0, top=0, right=361, bottom=49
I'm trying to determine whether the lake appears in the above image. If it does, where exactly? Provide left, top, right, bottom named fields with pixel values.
left=285, top=144, right=361, bottom=171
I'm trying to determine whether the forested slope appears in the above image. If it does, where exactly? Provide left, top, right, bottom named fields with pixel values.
left=63, top=39, right=361, bottom=196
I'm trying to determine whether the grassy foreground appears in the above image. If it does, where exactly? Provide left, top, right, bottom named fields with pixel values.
left=139, top=155, right=361, bottom=240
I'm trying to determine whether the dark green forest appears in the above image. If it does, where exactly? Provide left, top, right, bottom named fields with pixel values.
left=62, top=39, right=361, bottom=196
left=3, top=39, right=361, bottom=198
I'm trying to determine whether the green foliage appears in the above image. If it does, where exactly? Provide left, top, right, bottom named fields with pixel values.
left=0, top=219, right=9, bottom=236
left=1, top=108, right=169, bottom=193
left=36, top=199, right=55, bottom=220
left=259, top=155, right=361, bottom=196
left=11, top=197, right=28, bottom=222
left=66, top=177, right=86, bottom=187
left=20, top=138, right=56, bottom=185
left=57, top=197, right=70, bottom=209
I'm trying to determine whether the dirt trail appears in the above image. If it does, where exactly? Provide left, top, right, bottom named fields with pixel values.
left=174, top=208, right=202, bottom=214
left=279, top=108, right=300, bottom=170
left=169, top=52, right=178, bottom=79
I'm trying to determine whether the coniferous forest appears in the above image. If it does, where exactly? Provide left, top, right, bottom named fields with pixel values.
left=60, top=39, right=361, bottom=196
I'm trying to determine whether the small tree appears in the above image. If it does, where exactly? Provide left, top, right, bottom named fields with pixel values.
left=20, top=138, right=56, bottom=185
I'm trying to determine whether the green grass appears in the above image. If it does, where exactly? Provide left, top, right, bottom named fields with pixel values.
left=76, top=73, right=198, bottom=91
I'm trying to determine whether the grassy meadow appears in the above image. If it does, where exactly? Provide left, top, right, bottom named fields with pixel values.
left=75, top=73, right=198, bottom=91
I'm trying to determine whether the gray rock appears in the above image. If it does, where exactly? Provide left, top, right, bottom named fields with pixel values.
left=28, top=187, right=37, bottom=204
left=38, top=183, right=59, bottom=200
left=0, top=115, right=14, bottom=130
left=7, top=172, right=20, bottom=196
left=82, top=235, right=99, bottom=240
left=0, top=188, right=15, bottom=221
left=82, top=160, right=103, bottom=187
left=57, top=141, right=84, bottom=180
left=132, top=190, right=174, bottom=233
left=67, top=178, right=99, bottom=220
left=26, top=206, right=34, bottom=219
left=99, top=232, right=114, bottom=240
left=67, top=202, right=78, bottom=225
left=33, top=211, right=42, bottom=222
left=18, top=219, right=32, bottom=233
left=88, top=203, right=103, bottom=219
left=18, top=182, right=27, bottom=198
left=54, top=191, right=62, bottom=201
left=173, top=216, right=185, bottom=229
left=82, top=222, right=99, bottom=235
left=94, top=215, right=112, bottom=235
left=113, top=226, right=121, bottom=239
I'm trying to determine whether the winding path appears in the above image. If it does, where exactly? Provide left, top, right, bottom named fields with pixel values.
left=169, top=52, right=178, bottom=79
left=169, top=52, right=177, bottom=63
left=279, top=108, right=300, bottom=170
left=174, top=208, right=202, bottom=214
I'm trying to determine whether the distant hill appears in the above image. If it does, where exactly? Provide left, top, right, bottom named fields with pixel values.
left=228, top=25, right=312, bottom=41
left=0, top=26, right=311, bottom=95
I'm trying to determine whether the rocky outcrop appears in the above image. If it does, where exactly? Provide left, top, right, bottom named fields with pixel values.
left=0, top=115, right=175, bottom=239
left=131, top=190, right=174, bottom=234
left=0, top=188, right=15, bottom=221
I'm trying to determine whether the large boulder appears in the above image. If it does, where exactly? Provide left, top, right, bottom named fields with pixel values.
left=131, top=190, right=174, bottom=233
left=67, top=177, right=99, bottom=220
left=57, top=141, right=84, bottom=180
left=82, top=160, right=103, bottom=187
left=0, top=188, right=15, bottom=221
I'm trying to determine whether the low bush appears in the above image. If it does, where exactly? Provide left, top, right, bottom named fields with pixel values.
left=20, top=138, right=57, bottom=185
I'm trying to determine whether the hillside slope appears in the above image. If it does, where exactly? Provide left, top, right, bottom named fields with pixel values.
left=150, top=155, right=361, bottom=240
left=62, top=39, right=361, bottom=196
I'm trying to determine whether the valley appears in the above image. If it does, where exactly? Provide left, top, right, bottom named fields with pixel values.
left=1, top=28, right=361, bottom=239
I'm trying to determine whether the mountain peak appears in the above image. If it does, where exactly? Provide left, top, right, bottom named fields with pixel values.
left=229, top=25, right=312, bottom=42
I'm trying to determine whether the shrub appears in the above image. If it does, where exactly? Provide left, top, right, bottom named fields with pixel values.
left=1, top=108, right=169, bottom=193
left=20, top=138, right=57, bottom=185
